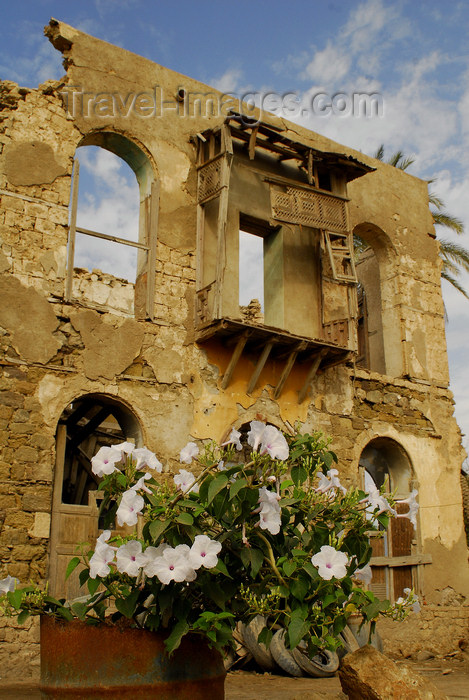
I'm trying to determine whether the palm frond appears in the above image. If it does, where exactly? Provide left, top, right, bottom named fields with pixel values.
left=439, top=239, right=469, bottom=273
left=373, top=144, right=385, bottom=161
left=432, top=211, right=464, bottom=235
left=388, top=150, right=415, bottom=170
left=441, top=269, right=469, bottom=299
left=428, top=190, right=444, bottom=210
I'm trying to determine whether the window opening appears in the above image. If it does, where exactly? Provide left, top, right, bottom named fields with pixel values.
left=239, top=230, right=264, bottom=310
left=74, top=146, right=140, bottom=282
left=66, top=133, right=158, bottom=320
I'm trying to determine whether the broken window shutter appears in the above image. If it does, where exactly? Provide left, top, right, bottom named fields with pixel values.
left=323, top=230, right=357, bottom=282
left=65, top=158, right=79, bottom=302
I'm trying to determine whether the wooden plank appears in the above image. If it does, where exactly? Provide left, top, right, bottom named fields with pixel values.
left=307, top=149, right=314, bottom=185
left=48, top=424, right=67, bottom=596
left=145, top=179, right=159, bottom=320
left=195, top=204, right=205, bottom=292
left=369, top=554, right=432, bottom=567
left=274, top=346, right=300, bottom=399
left=221, top=123, right=233, bottom=154
left=247, top=341, right=274, bottom=394
left=65, top=158, right=79, bottom=302
left=298, top=348, right=327, bottom=404
left=75, top=226, right=149, bottom=250
left=221, top=331, right=250, bottom=389
left=213, top=153, right=232, bottom=318
left=69, top=407, right=112, bottom=450
left=248, top=125, right=259, bottom=160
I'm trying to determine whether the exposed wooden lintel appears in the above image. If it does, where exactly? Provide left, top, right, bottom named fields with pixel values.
left=370, top=554, right=433, bottom=568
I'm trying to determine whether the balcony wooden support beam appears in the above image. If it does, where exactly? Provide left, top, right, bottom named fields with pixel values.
left=298, top=348, right=328, bottom=404
left=221, top=331, right=250, bottom=389
left=274, top=342, right=305, bottom=399
left=247, top=340, right=274, bottom=395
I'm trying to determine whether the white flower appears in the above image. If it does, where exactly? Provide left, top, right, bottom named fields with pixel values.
left=311, top=545, right=349, bottom=580
left=0, top=575, right=19, bottom=594
left=173, top=469, right=199, bottom=494
left=364, top=486, right=396, bottom=517
left=133, top=447, right=162, bottom=472
left=188, top=535, right=222, bottom=570
left=396, top=490, right=419, bottom=529
left=116, top=540, right=147, bottom=577
left=142, top=543, right=171, bottom=577
left=114, top=441, right=135, bottom=455
left=403, top=587, right=421, bottom=613
left=116, top=489, right=145, bottom=526
left=180, top=442, right=199, bottom=464
left=258, top=486, right=281, bottom=508
left=91, top=445, right=122, bottom=477
left=259, top=425, right=289, bottom=460
left=149, top=545, right=196, bottom=584
left=247, top=421, right=267, bottom=451
left=89, top=531, right=115, bottom=578
left=258, top=503, right=282, bottom=535
left=222, top=428, right=243, bottom=451
left=354, top=563, right=373, bottom=586
left=315, top=469, right=346, bottom=496
left=132, top=473, right=153, bottom=494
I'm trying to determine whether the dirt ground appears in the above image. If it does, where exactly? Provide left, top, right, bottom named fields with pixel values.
left=225, top=654, right=469, bottom=699
left=0, top=656, right=467, bottom=700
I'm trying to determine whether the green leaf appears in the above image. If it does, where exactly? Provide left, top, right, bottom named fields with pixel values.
left=207, top=474, right=228, bottom=505
left=149, top=519, right=168, bottom=542
left=65, top=557, right=81, bottom=581
left=71, top=601, right=87, bottom=620
left=280, top=479, right=294, bottom=491
left=7, top=590, right=23, bottom=610
left=291, top=578, right=308, bottom=602
left=283, top=560, right=297, bottom=577
left=291, top=464, right=308, bottom=487
left=322, top=451, right=334, bottom=468
left=165, top=620, right=189, bottom=655
left=212, top=559, right=232, bottom=578
left=229, top=477, right=247, bottom=500
left=257, top=627, right=273, bottom=649
left=79, top=568, right=90, bottom=588
left=176, top=512, right=194, bottom=526
left=203, top=581, right=227, bottom=609
left=87, top=577, right=100, bottom=596
left=288, top=618, right=309, bottom=649
left=17, top=609, right=30, bottom=625
left=302, top=561, right=319, bottom=580
left=115, top=589, right=140, bottom=619
left=249, top=548, right=264, bottom=578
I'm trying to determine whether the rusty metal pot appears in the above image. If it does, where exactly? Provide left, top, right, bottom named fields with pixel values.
left=39, top=616, right=226, bottom=699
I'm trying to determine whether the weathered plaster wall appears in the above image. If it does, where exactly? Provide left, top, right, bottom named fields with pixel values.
left=0, top=19, right=467, bottom=677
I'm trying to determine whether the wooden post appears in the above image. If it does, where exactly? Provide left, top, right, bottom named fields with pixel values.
left=65, top=159, right=79, bottom=302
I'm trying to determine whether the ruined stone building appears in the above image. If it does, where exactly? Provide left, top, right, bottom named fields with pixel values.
left=0, top=19, right=468, bottom=676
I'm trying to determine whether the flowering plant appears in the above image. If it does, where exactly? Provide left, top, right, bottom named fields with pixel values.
left=0, top=424, right=419, bottom=656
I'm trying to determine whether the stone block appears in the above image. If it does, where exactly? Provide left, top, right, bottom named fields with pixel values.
left=339, top=645, right=448, bottom=699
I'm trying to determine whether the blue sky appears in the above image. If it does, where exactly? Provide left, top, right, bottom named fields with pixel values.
left=2, top=0, right=469, bottom=446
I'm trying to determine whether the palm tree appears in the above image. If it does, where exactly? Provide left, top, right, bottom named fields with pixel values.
left=372, top=145, right=469, bottom=298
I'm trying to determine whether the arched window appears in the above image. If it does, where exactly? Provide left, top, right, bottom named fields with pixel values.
left=66, top=132, right=158, bottom=319
left=359, top=438, right=420, bottom=601
left=49, top=395, right=142, bottom=598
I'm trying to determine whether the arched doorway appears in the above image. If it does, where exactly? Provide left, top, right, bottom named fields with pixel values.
left=359, top=437, right=421, bottom=601
left=48, top=395, right=142, bottom=598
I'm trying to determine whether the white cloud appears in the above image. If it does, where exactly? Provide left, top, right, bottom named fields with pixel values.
left=210, top=68, right=243, bottom=94
left=304, top=44, right=351, bottom=84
